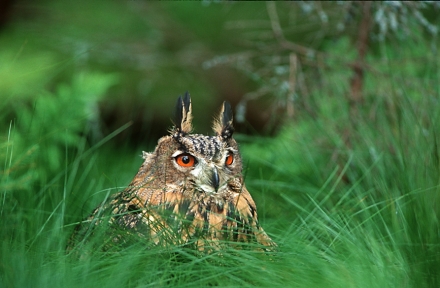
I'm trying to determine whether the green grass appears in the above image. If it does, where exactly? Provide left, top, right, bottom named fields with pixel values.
left=1, top=2, right=439, bottom=286
left=2, top=86, right=439, bottom=287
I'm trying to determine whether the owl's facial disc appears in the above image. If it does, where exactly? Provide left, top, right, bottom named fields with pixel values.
left=170, top=134, right=238, bottom=196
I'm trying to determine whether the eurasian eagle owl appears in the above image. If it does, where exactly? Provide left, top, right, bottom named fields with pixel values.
left=69, top=93, right=275, bottom=252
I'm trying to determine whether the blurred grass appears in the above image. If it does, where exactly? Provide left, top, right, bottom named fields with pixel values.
left=1, top=1, right=440, bottom=287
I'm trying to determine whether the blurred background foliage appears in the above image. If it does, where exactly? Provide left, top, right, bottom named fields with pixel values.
left=1, top=1, right=440, bottom=287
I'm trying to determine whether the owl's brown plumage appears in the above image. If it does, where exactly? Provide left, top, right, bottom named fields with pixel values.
left=68, top=92, right=275, bottom=252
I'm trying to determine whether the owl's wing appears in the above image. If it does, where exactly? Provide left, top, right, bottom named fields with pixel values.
left=231, top=185, right=276, bottom=248
left=68, top=183, right=275, bottom=253
left=110, top=183, right=276, bottom=250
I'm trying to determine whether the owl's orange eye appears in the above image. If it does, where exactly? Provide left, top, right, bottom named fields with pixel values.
left=225, top=153, right=234, bottom=166
left=175, top=153, right=196, bottom=167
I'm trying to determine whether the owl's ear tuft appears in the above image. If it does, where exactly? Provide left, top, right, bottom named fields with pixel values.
left=173, top=92, right=193, bottom=134
left=213, top=101, right=234, bottom=140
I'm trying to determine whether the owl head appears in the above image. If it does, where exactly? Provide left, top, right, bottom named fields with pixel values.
left=143, top=92, right=243, bottom=198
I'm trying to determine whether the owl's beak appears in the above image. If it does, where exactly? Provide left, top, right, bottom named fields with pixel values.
left=211, top=167, right=220, bottom=192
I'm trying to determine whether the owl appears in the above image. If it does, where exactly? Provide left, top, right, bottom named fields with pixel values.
left=68, top=93, right=275, bottom=252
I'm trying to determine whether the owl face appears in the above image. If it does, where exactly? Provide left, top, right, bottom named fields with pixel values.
left=170, top=134, right=241, bottom=196
left=151, top=93, right=243, bottom=198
